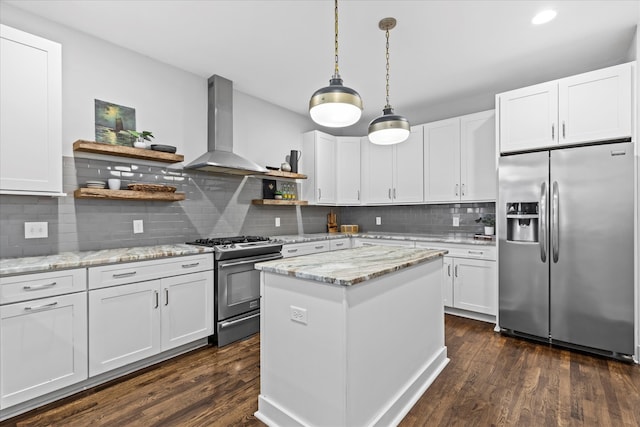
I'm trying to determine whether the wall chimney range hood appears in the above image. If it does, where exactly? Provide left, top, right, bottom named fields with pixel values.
left=185, top=75, right=267, bottom=175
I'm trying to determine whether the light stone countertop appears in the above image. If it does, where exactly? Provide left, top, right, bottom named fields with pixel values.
left=0, top=244, right=214, bottom=276
left=271, top=231, right=495, bottom=246
left=255, top=245, right=447, bottom=286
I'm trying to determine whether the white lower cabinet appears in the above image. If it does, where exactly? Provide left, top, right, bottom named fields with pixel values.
left=329, top=238, right=351, bottom=251
left=352, top=238, right=415, bottom=248
left=89, top=270, right=213, bottom=376
left=0, top=271, right=87, bottom=409
left=281, top=240, right=331, bottom=258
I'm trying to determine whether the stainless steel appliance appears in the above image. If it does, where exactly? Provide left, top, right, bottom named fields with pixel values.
left=498, top=141, right=634, bottom=359
left=186, top=236, right=282, bottom=346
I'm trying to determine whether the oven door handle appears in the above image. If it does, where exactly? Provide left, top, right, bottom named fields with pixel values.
left=218, top=253, right=283, bottom=269
left=220, top=312, right=261, bottom=329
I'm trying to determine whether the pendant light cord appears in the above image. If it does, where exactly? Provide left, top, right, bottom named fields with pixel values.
left=385, top=28, right=391, bottom=109
left=333, top=0, right=340, bottom=78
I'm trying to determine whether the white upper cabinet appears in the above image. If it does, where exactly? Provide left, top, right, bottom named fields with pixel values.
left=361, top=126, right=424, bottom=205
left=498, top=62, right=634, bottom=153
left=336, top=137, right=361, bottom=205
left=424, top=110, right=496, bottom=203
left=0, top=25, right=63, bottom=196
left=302, top=131, right=337, bottom=205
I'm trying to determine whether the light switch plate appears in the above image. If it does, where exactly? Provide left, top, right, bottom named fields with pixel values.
left=24, top=222, right=48, bottom=239
left=133, top=220, right=144, bottom=234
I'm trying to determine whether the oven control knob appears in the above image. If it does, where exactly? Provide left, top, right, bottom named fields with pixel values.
left=221, top=245, right=228, bottom=249
left=230, top=244, right=236, bottom=249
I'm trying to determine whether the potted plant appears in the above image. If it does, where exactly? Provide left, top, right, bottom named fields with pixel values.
left=274, top=190, right=283, bottom=200
left=121, top=130, right=154, bottom=148
left=475, top=215, right=495, bottom=235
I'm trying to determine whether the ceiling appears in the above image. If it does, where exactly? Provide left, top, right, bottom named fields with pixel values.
left=4, top=0, right=639, bottom=134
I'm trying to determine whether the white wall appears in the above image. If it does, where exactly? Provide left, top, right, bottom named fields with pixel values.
left=0, top=2, right=313, bottom=168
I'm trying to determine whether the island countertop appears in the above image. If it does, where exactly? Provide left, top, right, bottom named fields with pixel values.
left=255, top=245, right=447, bottom=286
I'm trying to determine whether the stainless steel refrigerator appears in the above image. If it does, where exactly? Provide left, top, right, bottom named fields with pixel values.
left=498, top=141, right=634, bottom=357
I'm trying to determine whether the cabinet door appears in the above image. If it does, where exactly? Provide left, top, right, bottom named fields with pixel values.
left=393, top=126, right=424, bottom=203
left=89, top=280, right=161, bottom=376
left=336, top=137, right=361, bottom=205
left=498, top=81, right=558, bottom=153
left=441, top=257, right=454, bottom=308
left=360, top=139, right=394, bottom=204
left=315, top=132, right=337, bottom=204
left=424, top=118, right=461, bottom=202
left=0, top=25, right=62, bottom=195
left=0, top=292, right=87, bottom=408
left=161, top=271, right=213, bottom=351
left=558, top=63, right=633, bottom=145
left=460, top=110, right=496, bottom=201
left=453, top=258, right=496, bottom=315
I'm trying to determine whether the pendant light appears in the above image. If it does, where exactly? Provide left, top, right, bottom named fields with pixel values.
left=309, top=0, right=363, bottom=128
left=368, top=17, right=410, bottom=145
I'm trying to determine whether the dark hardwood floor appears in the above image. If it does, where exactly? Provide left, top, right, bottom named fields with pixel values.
left=3, top=315, right=639, bottom=427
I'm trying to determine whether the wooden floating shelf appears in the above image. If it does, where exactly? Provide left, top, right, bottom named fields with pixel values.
left=74, top=188, right=186, bottom=201
left=262, top=170, right=307, bottom=179
left=73, top=140, right=184, bottom=163
left=251, top=199, right=308, bottom=206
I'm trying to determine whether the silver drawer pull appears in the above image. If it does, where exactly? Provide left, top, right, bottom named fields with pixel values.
left=220, top=312, right=260, bottom=329
left=468, top=250, right=484, bottom=255
left=335, top=243, right=344, bottom=247
left=23, top=281, right=57, bottom=290
left=112, top=271, right=137, bottom=279
left=287, top=249, right=298, bottom=253
left=25, top=301, right=58, bottom=311
left=182, top=262, right=200, bottom=268
left=314, top=245, right=325, bottom=250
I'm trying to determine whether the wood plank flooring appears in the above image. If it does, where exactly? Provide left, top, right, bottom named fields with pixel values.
left=3, top=315, right=639, bottom=427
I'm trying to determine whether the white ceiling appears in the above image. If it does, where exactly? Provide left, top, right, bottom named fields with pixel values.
left=4, top=0, right=639, bottom=133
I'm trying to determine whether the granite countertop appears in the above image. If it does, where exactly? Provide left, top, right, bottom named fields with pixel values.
left=271, top=232, right=495, bottom=246
left=256, top=245, right=447, bottom=286
left=0, top=244, right=214, bottom=276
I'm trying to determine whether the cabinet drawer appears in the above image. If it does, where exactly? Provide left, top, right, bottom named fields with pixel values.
left=414, top=242, right=495, bottom=260
left=0, top=268, right=86, bottom=304
left=281, top=241, right=330, bottom=258
left=88, top=254, right=213, bottom=290
left=352, top=238, right=415, bottom=248
left=330, top=239, right=351, bottom=251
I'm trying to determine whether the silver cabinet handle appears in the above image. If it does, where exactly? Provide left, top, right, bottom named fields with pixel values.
left=357, top=190, right=360, bottom=200
left=335, top=242, right=344, bottom=247
left=454, top=265, right=458, bottom=278
left=455, top=184, right=459, bottom=196
left=551, top=181, right=559, bottom=263
left=165, top=288, right=169, bottom=306
left=467, top=250, right=484, bottom=255
left=113, top=271, right=136, bottom=279
left=540, top=182, right=548, bottom=263
left=318, top=188, right=321, bottom=200
left=393, top=188, right=397, bottom=199
left=562, top=121, right=565, bottom=139
left=182, top=262, right=200, bottom=268
left=220, top=312, right=260, bottom=329
left=461, top=184, right=465, bottom=196
left=314, top=245, right=325, bottom=250
left=23, top=281, right=56, bottom=290
left=551, top=124, right=555, bottom=140
left=154, top=290, right=159, bottom=309
left=287, top=248, right=298, bottom=253
left=388, top=188, right=392, bottom=199
left=447, top=264, right=451, bottom=277
left=24, top=301, right=57, bottom=311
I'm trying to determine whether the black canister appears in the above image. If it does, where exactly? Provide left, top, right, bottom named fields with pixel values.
left=289, top=150, right=301, bottom=173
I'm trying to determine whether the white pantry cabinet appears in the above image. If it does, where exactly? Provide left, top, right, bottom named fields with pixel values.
left=360, top=126, right=424, bottom=204
left=336, top=137, right=361, bottom=205
left=0, top=25, right=63, bottom=196
left=0, top=269, right=87, bottom=409
left=424, top=110, right=495, bottom=203
left=88, top=255, right=213, bottom=376
left=301, top=131, right=337, bottom=205
left=498, top=62, right=634, bottom=153
left=415, top=242, right=496, bottom=317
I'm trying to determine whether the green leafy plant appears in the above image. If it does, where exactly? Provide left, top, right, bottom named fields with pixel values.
left=274, top=190, right=283, bottom=195
left=121, top=130, right=155, bottom=141
left=475, top=216, right=495, bottom=227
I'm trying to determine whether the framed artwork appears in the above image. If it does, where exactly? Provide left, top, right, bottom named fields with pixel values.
left=94, top=99, right=136, bottom=146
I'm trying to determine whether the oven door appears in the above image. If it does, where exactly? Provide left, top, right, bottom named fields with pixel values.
left=216, top=252, right=282, bottom=321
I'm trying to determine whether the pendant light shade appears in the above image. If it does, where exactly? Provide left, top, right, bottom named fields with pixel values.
left=309, top=0, right=363, bottom=128
left=368, top=17, right=410, bottom=145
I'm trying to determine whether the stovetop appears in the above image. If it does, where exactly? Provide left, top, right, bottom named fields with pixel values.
left=186, top=235, right=282, bottom=260
left=189, top=235, right=271, bottom=247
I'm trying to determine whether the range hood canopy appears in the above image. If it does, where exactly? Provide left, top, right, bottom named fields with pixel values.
left=186, top=75, right=267, bottom=175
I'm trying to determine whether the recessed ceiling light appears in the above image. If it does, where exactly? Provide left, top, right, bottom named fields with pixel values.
left=532, top=9, right=557, bottom=25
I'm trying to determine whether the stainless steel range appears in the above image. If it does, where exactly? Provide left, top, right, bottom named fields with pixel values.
left=186, top=236, right=282, bottom=346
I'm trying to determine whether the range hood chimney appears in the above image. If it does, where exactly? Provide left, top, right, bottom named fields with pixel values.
left=185, top=75, right=267, bottom=175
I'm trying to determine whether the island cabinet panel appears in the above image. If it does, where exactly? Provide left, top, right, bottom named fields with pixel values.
left=0, top=25, right=62, bottom=196
left=256, top=255, right=448, bottom=426
left=0, top=291, right=87, bottom=409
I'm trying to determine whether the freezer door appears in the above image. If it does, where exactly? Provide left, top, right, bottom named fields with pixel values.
left=549, top=142, right=634, bottom=355
left=498, top=151, right=549, bottom=338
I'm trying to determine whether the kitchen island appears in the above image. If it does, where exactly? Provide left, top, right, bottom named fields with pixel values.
left=254, top=245, right=449, bottom=427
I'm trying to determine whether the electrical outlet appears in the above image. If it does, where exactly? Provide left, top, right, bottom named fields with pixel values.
left=376, top=217, right=382, bottom=225
left=133, top=219, right=144, bottom=234
left=290, top=306, right=308, bottom=325
left=275, top=217, right=280, bottom=227
left=24, top=222, right=48, bottom=239
left=453, top=216, right=460, bottom=227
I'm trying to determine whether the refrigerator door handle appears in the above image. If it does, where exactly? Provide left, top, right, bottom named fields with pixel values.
left=551, top=181, right=560, bottom=263
left=539, top=182, right=548, bottom=263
